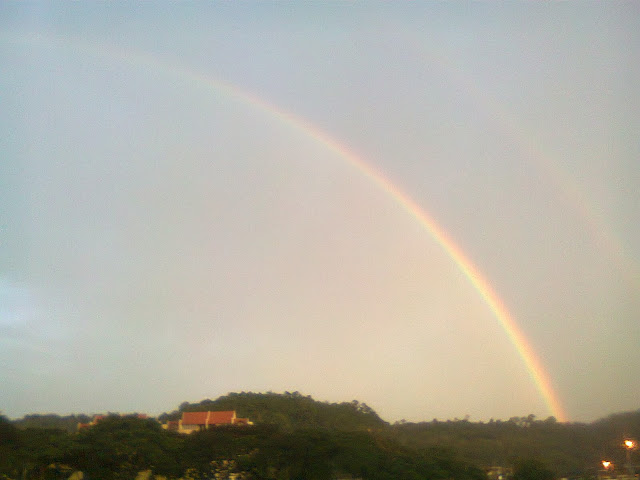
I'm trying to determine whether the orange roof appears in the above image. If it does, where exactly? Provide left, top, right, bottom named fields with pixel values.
left=182, top=411, right=209, bottom=425
left=181, top=410, right=236, bottom=426
left=208, top=411, right=235, bottom=425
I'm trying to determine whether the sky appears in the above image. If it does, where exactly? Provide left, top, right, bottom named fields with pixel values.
left=1, top=3, right=639, bottom=424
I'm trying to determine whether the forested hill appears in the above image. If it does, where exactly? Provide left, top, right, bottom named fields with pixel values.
left=5, top=393, right=640, bottom=478
left=12, top=414, right=91, bottom=433
left=389, top=410, right=640, bottom=478
left=159, top=391, right=387, bottom=431
left=1, top=396, right=482, bottom=480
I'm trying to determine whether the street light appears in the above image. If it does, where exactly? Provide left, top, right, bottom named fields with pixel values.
left=601, top=460, right=614, bottom=480
left=624, top=438, right=637, bottom=475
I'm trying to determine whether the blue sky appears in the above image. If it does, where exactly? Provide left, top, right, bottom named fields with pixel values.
left=1, top=3, right=639, bottom=422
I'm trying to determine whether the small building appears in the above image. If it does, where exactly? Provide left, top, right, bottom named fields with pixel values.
left=164, top=410, right=252, bottom=434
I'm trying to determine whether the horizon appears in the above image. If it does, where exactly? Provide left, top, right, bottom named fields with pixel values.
left=5, top=390, right=639, bottom=425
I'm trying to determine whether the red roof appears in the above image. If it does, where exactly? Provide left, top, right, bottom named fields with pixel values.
left=182, top=411, right=209, bottom=425
left=207, top=411, right=235, bottom=425
left=181, top=410, right=236, bottom=426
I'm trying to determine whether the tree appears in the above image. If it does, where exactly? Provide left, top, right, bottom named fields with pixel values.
left=513, top=458, right=555, bottom=480
left=0, top=414, right=19, bottom=446
left=0, top=414, right=21, bottom=479
left=71, top=416, right=182, bottom=479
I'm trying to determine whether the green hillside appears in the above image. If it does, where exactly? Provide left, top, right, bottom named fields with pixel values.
left=11, top=414, right=91, bottom=433
left=160, top=391, right=386, bottom=431
left=4, top=394, right=640, bottom=480
left=388, top=412, right=640, bottom=478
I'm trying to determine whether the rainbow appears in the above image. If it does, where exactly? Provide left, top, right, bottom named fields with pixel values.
left=9, top=32, right=568, bottom=421
left=404, top=34, right=632, bottom=271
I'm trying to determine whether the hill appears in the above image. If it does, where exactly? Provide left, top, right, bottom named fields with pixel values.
left=5, top=393, right=640, bottom=479
left=388, top=411, right=640, bottom=478
left=159, top=391, right=387, bottom=431
left=11, top=413, right=91, bottom=433
left=1, top=399, right=482, bottom=480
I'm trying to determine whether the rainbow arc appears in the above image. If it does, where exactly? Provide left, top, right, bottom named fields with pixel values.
left=10, top=32, right=568, bottom=422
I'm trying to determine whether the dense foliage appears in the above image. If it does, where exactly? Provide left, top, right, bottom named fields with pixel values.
left=159, top=391, right=387, bottom=431
left=512, top=458, right=555, bottom=480
left=1, top=394, right=479, bottom=480
left=3, top=395, right=640, bottom=480
left=389, top=412, right=640, bottom=478
left=12, top=414, right=91, bottom=433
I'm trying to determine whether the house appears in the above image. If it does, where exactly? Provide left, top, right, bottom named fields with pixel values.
left=163, top=410, right=252, bottom=434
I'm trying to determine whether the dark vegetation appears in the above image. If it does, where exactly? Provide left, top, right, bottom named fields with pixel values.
left=1, top=392, right=639, bottom=480
left=12, top=414, right=91, bottom=433
left=160, top=391, right=386, bottom=431
left=390, top=411, right=640, bottom=478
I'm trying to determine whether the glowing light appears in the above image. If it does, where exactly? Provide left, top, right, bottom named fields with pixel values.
left=624, top=439, right=636, bottom=450
left=602, top=461, right=612, bottom=470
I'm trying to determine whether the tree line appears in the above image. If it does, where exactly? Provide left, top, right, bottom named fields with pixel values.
left=1, top=392, right=482, bottom=480
left=159, top=391, right=386, bottom=432
left=389, top=411, right=640, bottom=478
left=2, top=392, right=639, bottom=479
left=0, top=414, right=483, bottom=480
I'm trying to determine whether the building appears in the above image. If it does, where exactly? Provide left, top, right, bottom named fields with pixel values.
left=163, top=410, right=252, bottom=434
